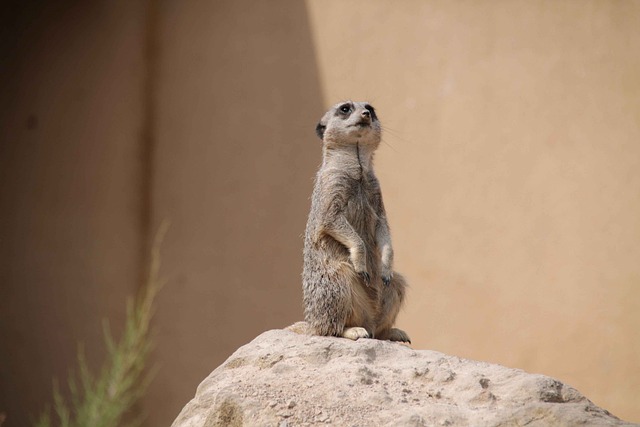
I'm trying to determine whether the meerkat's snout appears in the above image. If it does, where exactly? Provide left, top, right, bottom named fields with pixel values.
left=357, top=109, right=371, bottom=126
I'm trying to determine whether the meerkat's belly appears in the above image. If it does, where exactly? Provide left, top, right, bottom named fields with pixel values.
left=345, top=183, right=381, bottom=268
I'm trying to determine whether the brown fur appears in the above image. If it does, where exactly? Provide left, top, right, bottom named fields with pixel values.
left=300, top=101, right=410, bottom=342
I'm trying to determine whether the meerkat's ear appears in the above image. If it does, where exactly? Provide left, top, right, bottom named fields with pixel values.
left=315, top=121, right=326, bottom=140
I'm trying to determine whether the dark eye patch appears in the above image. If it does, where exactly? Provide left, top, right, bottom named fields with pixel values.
left=364, top=104, right=378, bottom=121
left=338, top=103, right=352, bottom=115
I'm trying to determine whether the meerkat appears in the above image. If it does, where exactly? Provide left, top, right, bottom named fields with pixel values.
left=298, top=101, right=410, bottom=342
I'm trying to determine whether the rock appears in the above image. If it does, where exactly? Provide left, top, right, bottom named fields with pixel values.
left=172, top=329, right=637, bottom=427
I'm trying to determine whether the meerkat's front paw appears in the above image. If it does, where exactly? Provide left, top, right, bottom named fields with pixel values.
left=350, top=252, right=371, bottom=286
left=381, top=266, right=393, bottom=286
left=359, top=271, right=371, bottom=286
left=342, top=327, right=370, bottom=340
left=380, top=244, right=394, bottom=286
left=350, top=245, right=368, bottom=273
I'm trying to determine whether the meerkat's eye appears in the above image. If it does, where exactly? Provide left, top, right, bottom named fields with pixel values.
left=338, top=103, right=352, bottom=115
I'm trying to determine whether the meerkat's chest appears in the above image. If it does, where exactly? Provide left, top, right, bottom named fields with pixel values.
left=344, top=177, right=379, bottom=230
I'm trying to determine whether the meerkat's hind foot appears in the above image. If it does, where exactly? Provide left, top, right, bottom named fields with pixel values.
left=386, top=328, right=411, bottom=344
left=341, top=327, right=370, bottom=340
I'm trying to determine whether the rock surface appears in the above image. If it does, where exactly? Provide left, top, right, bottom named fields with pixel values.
left=172, top=329, right=636, bottom=427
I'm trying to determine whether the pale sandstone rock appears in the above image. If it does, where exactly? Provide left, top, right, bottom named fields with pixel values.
left=172, top=329, right=637, bottom=427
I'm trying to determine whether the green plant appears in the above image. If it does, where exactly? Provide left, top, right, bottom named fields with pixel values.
left=35, top=222, right=169, bottom=427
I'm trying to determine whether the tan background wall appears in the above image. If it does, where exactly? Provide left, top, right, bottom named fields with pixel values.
left=1, top=1, right=638, bottom=425
left=305, top=1, right=640, bottom=420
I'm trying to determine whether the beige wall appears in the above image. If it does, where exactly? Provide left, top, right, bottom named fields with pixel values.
left=306, top=0, right=640, bottom=420
left=1, top=1, right=638, bottom=425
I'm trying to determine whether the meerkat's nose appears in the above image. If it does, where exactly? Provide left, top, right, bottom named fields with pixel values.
left=361, top=110, right=370, bottom=119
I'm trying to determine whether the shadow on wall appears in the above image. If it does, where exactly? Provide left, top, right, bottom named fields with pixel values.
left=0, top=1, right=150, bottom=426
left=0, top=1, right=324, bottom=426
left=148, top=1, right=325, bottom=425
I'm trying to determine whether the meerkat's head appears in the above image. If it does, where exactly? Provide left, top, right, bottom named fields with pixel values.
left=315, top=101, right=381, bottom=148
